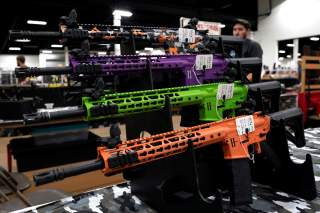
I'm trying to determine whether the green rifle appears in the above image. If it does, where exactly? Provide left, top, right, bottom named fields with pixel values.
left=23, top=81, right=280, bottom=123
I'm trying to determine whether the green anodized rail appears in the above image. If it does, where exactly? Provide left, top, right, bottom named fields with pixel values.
left=82, top=81, right=248, bottom=121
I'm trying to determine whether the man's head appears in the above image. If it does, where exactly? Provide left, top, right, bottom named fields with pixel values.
left=233, top=19, right=251, bottom=39
left=16, top=55, right=26, bottom=67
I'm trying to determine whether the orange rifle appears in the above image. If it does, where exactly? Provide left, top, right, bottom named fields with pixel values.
left=33, top=112, right=270, bottom=184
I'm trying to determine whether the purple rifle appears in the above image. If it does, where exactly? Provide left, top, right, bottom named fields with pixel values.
left=15, top=54, right=261, bottom=85
left=69, top=54, right=228, bottom=86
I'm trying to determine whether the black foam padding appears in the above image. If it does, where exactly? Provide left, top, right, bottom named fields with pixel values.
left=9, top=130, right=100, bottom=172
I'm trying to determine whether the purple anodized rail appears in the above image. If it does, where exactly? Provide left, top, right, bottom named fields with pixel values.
left=69, top=54, right=229, bottom=85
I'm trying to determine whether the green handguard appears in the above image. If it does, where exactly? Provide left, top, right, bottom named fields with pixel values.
left=82, top=81, right=248, bottom=122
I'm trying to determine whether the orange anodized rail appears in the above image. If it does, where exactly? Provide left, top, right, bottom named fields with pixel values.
left=98, top=112, right=270, bottom=176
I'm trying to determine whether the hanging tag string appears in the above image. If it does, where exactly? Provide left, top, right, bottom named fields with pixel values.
left=240, top=128, right=255, bottom=162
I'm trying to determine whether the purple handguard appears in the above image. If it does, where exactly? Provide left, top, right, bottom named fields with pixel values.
left=69, top=54, right=229, bottom=85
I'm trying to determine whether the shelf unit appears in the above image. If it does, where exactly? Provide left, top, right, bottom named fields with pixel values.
left=301, top=56, right=320, bottom=92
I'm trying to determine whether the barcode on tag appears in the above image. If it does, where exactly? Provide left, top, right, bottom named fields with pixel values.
left=217, top=83, right=234, bottom=100
left=236, top=115, right=255, bottom=136
left=195, top=55, right=213, bottom=70
left=178, top=28, right=195, bottom=43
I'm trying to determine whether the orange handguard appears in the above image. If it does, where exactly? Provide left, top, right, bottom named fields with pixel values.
left=168, top=47, right=178, bottom=55
left=97, top=112, right=270, bottom=176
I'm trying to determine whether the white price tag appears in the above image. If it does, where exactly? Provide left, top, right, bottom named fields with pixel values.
left=195, top=55, right=213, bottom=70
left=236, top=115, right=255, bottom=136
left=217, top=83, right=234, bottom=100
left=178, top=28, right=195, bottom=43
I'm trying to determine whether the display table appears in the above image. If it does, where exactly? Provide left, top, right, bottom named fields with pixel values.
left=13, top=181, right=320, bottom=212
left=12, top=128, right=320, bottom=212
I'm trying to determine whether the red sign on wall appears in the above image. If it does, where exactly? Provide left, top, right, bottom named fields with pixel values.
left=180, top=17, right=222, bottom=35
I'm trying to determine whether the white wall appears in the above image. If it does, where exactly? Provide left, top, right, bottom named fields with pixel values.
left=254, top=0, right=320, bottom=68
left=0, top=54, right=39, bottom=71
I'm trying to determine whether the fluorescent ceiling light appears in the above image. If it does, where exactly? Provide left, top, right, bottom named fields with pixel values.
left=51, top=44, right=63, bottom=48
left=98, top=51, right=107, bottom=55
left=218, top=24, right=226, bottom=28
left=42, top=50, right=52, bottom=54
left=9, top=47, right=21, bottom=51
left=278, top=50, right=285, bottom=54
left=297, top=53, right=301, bottom=56
left=286, top=55, right=292, bottom=58
left=112, top=10, right=133, bottom=17
left=27, top=20, right=47, bottom=25
left=144, top=47, right=154, bottom=51
left=15, top=39, right=31, bottom=43
left=286, top=44, right=294, bottom=47
left=310, top=37, right=320, bottom=41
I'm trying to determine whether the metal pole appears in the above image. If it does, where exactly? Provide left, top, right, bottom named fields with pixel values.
left=292, top=38, right=299, bottom=70
left=113, top=15, right=121, bottom=55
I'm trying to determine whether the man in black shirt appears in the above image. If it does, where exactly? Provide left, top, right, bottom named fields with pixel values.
left=233, top=19, right=263, bottom=58
left=233, top=19, right=263, bottom=81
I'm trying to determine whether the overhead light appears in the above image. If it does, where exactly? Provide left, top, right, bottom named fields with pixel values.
left=27, top=20, right=47, bottom=25
left=98, top=51, right=107, bottom=55
left=112, top=10, right=133, bottom=17
left=286, top=55, right=292, bottom=58
left=51, top=44, right=63, bottom=48
left=144, top=47, right=154, bottom=51
left=9, top=47, right=21, bottom=51
left=278, top=50, right=285, bottom=54
left=286, top=44, right=294, bottom=47
left=298, top=53, right=301, bottom=56
left=310, top=37, right=320, bottom=41
left=15, top=39, right=31, bottom=43
left=42, top=50, right=52, bottom=54
left=218, top=24, right=226, bottom=28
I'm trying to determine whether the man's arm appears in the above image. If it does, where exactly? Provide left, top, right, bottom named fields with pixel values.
left=246, top=40, right=263, bottom=81
left=249, top=40, right=263, bottom=58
